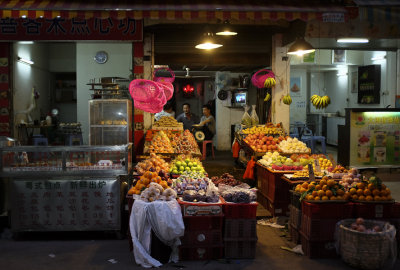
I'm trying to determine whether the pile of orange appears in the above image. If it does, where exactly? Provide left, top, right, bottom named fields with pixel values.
left=294, top=177, right=348, bottom=201
left=349, top=182, right=392, bottom=201
left=128, top=171, right=169, bottom=195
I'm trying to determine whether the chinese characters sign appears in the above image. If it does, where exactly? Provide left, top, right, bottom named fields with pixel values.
left=0, top=18, right=142, bottom=41
left=350, top=112, right=400, bottom=166
left=11, top=179, right=120, bottom=231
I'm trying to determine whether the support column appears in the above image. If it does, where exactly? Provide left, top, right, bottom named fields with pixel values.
left=271, top=34, right=290, bottom=133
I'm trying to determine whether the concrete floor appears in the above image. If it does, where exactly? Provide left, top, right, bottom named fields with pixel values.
left=0, top=149, right=399, bottom=269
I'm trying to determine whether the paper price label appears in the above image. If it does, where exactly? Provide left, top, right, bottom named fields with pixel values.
left=308, top=164, right=315, bottom=182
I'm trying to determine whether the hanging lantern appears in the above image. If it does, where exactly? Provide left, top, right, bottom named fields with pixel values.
left=183, top=84, right=194, bottom=93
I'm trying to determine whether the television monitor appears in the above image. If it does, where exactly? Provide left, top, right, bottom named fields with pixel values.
left=233, top=91, right=247, bottom=106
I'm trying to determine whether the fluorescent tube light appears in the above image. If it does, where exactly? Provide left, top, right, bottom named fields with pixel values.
left=371, top=55, right=386, bottom=61
left=337, top=38, right=369, bottom=43
left=17, top=57, right=34, bottom=65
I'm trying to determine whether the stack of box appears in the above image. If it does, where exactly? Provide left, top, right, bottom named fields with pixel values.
left=288, top=190, right=302, bottom=244
left=223, top=202, right=258, bottom=259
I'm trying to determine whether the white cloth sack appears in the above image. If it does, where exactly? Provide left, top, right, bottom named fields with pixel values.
left=129, top=199, right=185, bottom=268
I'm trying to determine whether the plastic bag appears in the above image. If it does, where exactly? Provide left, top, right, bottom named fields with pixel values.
left=250, top=105, right=259, bottom=126
left=243, top=156, right=256, bottom=180
left=206, top=181, right=219, bottom=202
left=232, top=139, right=240, bottom=158
left=241, top=105, right=252, bottom=128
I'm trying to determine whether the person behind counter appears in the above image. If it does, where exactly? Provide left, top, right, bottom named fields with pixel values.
left=176, top=103, right=199, bottom=130
left=198, top=104, right=215, bottom=140
left=154, top=102, right=175, bottom=121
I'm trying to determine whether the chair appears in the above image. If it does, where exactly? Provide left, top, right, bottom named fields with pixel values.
left=311, top=136, right=326, bottom=154
left=301, top=127, right=314, bottom=152
left=289, top=126, right=300, bottom=139
left=32, top=135, right=48, bottom=146
left=201, top=140, right=215, bottom=160
left=65, top=133, right=83, bottom=146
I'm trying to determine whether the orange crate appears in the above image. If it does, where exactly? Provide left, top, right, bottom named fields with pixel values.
left=302, top=201, right=353, bottom=219
left=353, top=202, right=399, bottom=219
left=223, top=201, right=258, bottom=219
left=300, top=214, right=342, bottom=241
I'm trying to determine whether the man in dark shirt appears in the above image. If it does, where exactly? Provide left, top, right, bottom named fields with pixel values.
left=176, top=103, right=199, bottom=131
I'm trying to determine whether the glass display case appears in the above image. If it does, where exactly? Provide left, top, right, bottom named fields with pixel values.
left=0, top=144, right=132, bottom=177
left=89, top=99, right=132, bottom=145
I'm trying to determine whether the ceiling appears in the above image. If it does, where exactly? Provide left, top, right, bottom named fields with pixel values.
left=149, top=23, right=400, bottom=73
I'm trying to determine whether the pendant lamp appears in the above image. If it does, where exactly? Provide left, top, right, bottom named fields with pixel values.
left=216, top=20, right=237, bottom=36
left=287, top=37, right=315, bottom=56
left=195, top=32, right=223, bottom=50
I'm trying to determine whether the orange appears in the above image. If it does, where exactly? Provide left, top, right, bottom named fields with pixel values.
left=363, top=189, right=371, bottom=196
left=336, top=195, right=343, bottom=200
left=387, top=195, right=393, bottom=200
left=352, top=194, right=358, bottom=200
left=386, top=188, right=391, bottom=195
left=343, top=193, right=351, bottom=200
left=356, top=182, right=365, bottom=190
left=330, top=196, right=337, bottom=200
left=317, top=190, right=325, bottom=197
left=372, top=189, right=380, bottom=196
left=379, top=190, right=387, bottom=197
left=315, top=185, right=322, bottom=191
left=327, top=179, right=336, bottom=187
left=300, top=188, right=307, bottom=193
left=150, top=178, right=158, bottom=183
left=322, top=196, right=329, bottom=201
left=322, top=185, right=328, bottom=191
left=127, top=187, right=135, bottom=195
left=337, top=189, right=345, bottom=196
left=308, top=184, right=315, bottom=190
left=310, top=181, right=317, bottom=186
left=312, top=191, right=318, bottom=197
left=374, top=195, right=381, bottom=201
left=381, top=184, right=387, bottom=190
left=320, top=179, right=327, bottom=186
left=356, top=189, right=364, bottom=196
left=302, top=182, right=309, bottom=189
left=358, top=195, right=366, bottom=201
left=381, top=196, right=388, bottom=201
left=368, top=183, right=376, bottom=191
left=365, top=195, right=373, bottom=201
left=152, top=172, right=158, bottom=178
left=349, top=188, right=357, bottom=195
left=314, top=196, right=321, bottom=201
left=334, top=185, right=340, bottom=190
left=325, top=190, right=333, bottom=197
left=145, top=171, right=153, bottom=179
left=306, top=195, right=314, bottom=201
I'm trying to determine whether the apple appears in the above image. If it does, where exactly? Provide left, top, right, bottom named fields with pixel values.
left=188, top=162, right=193, bottom=167
left=172, top=169, right=178, bottom=174
left=185, top=167, right=191, bottom=171
left=176, top=161, right=182, bottom=167
left=179, top=166, right=185, bottom=171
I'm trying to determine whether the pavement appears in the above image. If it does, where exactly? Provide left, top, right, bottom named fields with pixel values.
left=0, top=150, right=399, bottom=269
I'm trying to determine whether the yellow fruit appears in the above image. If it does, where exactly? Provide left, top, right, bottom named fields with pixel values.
left=336, top=195, right=343, bottom=200
left=349, top=188, right=357, bottom=195
left=352, top=195, right=358, bottom=200
left=318, top=190, right=325, bottom=197
left=368, top=183, right=376, bottom=191
left=302, top=182, right=309, bottom=189
left=308, top=184, right=315, bottom=190
left=322, top=185, right=328, bottom=191
left=358, top=195, right=365, bottom=201
left=306, top=195, right=314, bottom=201
left=356, top=183, right=365, bottom=190
left=312, top=191, right=318, bottom=197
left=315, top=185, right=322, bottom=191
left=325, top=190, right=333, bottom=197
left=337, top=189, right=345, bottom=196
left=327, top=180, right=336, bottom=187
left=314, top=196, right=321, bottom=201
left=372, top=189, right=380, bottom=196
left=322, top=196, right=329, bottom=201
left=365, top=195, right=373, bottom=201
left=320, top=180, right=327, bottom=186
left=374, top=195, right=381, bottom=201
left=300, top=188, right=307, bottom=193
left=363, top=189, right=371, bottom=196
left=356, top=189, right=364, bottom=196
left=330, top=196, right=337, bottom=200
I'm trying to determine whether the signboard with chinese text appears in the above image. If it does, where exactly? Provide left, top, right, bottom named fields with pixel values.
left=11, top=179, right=120, bottom=231
left=349, top=111, right=400, bottom=166
left=0, top=18, right=142, bottom=41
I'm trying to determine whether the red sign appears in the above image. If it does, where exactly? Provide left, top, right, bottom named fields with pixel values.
left=0, top=17, right=143, bottom=41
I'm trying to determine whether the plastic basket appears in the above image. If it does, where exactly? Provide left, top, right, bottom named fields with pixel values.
left=153, top=67, right=175, bottom=83
left=302, top=201, right=353, bottom=219
left=223, top=202, right=258, bottom=219
left=289, top=204, right=302, bottom=229
left=300, top=214, right=342, bottom=241
left=224, top=238, right=257, bottom=259
left=129, top=79, right=167, bottom=113
left=183, top=215, right=224, bottom=231
left=353, top=202, right=399, bottom=219
left=181, top=229, right=223, bottom=246
left=224, top=219, right=257, bottom=239
left=157, top=81, right=174, bottom=101
left=337, top=219, right=397, bottom=270
left=251, top=69, right=275, bottom=88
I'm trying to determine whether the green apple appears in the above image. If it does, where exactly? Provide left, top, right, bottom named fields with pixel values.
left=172, top=169, right=178, bottom=174
left=179, top=166, right=185, bottom=171
left=185, top=158, right=191, bottom=164
left=188, top=162, right=193, bottom=167
left=176, top=161, right=182, bottom=167
left=185, top=167, right=191, bottom=171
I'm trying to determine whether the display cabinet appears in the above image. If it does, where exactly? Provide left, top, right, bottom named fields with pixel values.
left=89, top=99, right=132, bottom=145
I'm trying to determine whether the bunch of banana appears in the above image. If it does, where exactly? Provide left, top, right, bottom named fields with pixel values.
left=264, top=93, right=271, bottom=102
left=310, top=95, right=331, bottom=109
left=283, top=94, right=292, bottom=105
left=264, top=77, right=276, bottom=88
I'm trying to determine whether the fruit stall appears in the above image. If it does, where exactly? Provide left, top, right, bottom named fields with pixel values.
left=126, top=152, right=258, bottom=266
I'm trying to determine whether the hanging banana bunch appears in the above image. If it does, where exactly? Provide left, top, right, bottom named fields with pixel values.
left=264, top=92, right=271, bottom=102
left=264, top=77, right=276, bottom=88
left=283, top=94, right=292, bottom=105
left=310, top=95, right=331, bottom=109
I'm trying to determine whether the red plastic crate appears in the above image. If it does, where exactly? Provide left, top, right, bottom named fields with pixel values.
left=224, top=219, right=257, bottom=239
left=289, top=204, right=302, bottom=230
left=223, top=201, right=258, bottom=219
left=300, top=215, right=342, bottom=241
left=266, top=199, right=290, bottom=216
left=179, top=245, right=224, bottom=261
left=257, top=191, right=268, bottom=210
left=288, top=223, right=301, bottom=244
left=181, top=230, right=222, bottom=246
left=224, top=238, right=257, bottom=259
left=300, top=231, right=338, bottom=259
left=183, top=215, right=224, bottom=231
left=179, top=199, right=223, bottom=216
left=302, top=201, right=353, bottom=219
left=353, top=202, right=399, bottom=219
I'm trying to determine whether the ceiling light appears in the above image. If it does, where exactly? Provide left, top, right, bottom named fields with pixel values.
left=337, top=38, right=369, bottom=43
left=287, top=37, right=315, bottom=56
left=17, top=57, right=34, bottom=65
left=18, top=41, right=34, bottom=44
left=216, top=20, right=237, bottom=36
left=195, top=32, right=223, bottom=50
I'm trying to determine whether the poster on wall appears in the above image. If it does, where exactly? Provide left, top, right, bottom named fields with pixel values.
left=332, top=50, right=346, bottom=64
left=357, top=65, right=381, bottom=104
left=302, top=51, right=315, bottom=63
left=290, top=77, right=301, bottom=97
left=349, top=111, right=400, bottom=166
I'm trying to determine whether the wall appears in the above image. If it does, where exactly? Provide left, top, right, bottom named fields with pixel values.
left=76, top=43, right=132, bottom=144
left=325, top=69, right=349, bottom=115
left=289, top=69, right=307, bottom=124
left=14, top=43, right=51, bottom=130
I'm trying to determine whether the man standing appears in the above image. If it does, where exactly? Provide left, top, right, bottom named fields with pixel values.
left=176, top=103, right=198, bottom=131
left=199, top=104, right=216, bottom=140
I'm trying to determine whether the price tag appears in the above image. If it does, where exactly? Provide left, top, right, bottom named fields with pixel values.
left=314, top=159, right=321, bottom=173
left=308, top=164, right=315, bottom=182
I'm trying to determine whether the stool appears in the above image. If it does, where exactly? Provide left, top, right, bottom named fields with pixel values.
left=65, top=133, right=83, bottom=146
left=311, top=136, right=326, bottom=154
left=32, top=135, right=48, bottom=146
left=202, top=140, right=215, bottom=160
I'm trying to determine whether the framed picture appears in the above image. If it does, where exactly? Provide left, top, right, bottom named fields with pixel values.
left=302, top=51, right=315, bottom=63
left=351, top=71, right=358, bottom=93
left=290, top=77, right=301, bottom=97
left=332, top=49, right=346, bottom=64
